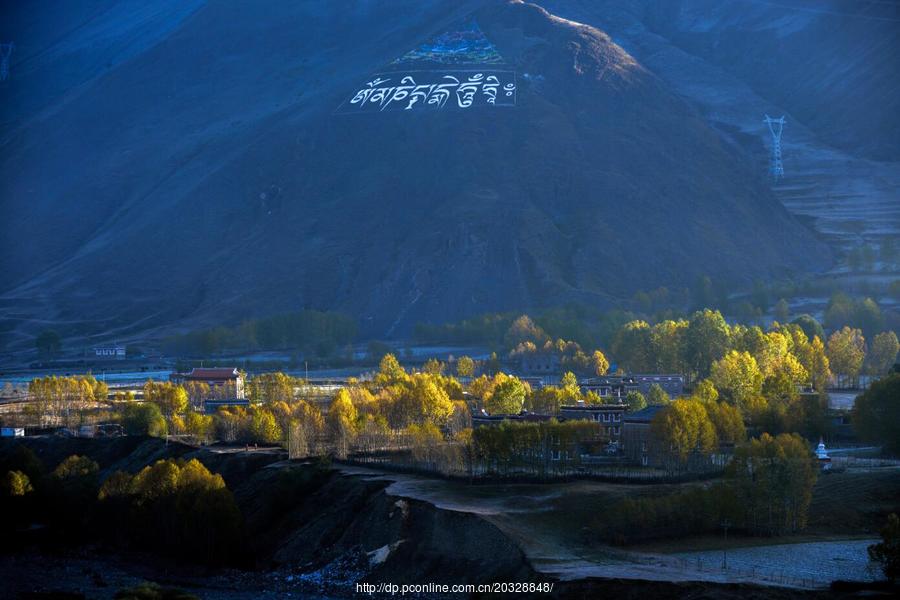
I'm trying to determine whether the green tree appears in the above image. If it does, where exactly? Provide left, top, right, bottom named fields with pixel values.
left=685, top=309, right=732, bottom=378
left=868, top=513, right=900, bottom=583
left=705, top=402, right=746, bottom=444
left=773, top=298, right=790, bottom=323
left=624, top=391, right=647, bottom=412
left=868, top=331, right=900, bottom=375
left=693, top=379, right=719, bottom=404
left=612, top=320, right=653, bottom=373
left=422, top=358, right=445, bottom=375
left=486, top=377, right=527, bottom=415
left=647, top=383, right=670, bottom=405
left=456, top=355, right=475, bottom=378
left=53, top=455, right=99, bottom=480
left=710, top=351, right=763, bottom=412
left=121, top=401, right=168, bottom=437
left=727, top=433, right=817, bottom=535
left=827, top=327, right=866, bottom=386
left=791, top=315, right=825, bottom=344
left=35, top=329, right=62, bottom=358
left=852, top=374, right=900, bottom=453
left=650, top=320, right=688, bottom=373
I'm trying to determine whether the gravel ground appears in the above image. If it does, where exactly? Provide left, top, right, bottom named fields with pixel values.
left=670, top=539, right=881, bottom=586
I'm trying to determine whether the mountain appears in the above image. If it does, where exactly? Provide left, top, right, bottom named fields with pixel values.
left=0, top=0, right=832, bottom=348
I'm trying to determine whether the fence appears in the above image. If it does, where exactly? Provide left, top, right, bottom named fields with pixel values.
left=343, top=448, right=724, bottom=484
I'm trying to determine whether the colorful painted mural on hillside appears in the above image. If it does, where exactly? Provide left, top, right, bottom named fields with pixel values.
left=392, top=20, right=504, bottom=65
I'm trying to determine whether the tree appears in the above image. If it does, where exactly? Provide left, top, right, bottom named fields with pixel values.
left=693, top=379, right=719, bottom=404
left=827, top=327, right=866, bottom=387
left=456, top=355, right=475, bottom=378
left=120, top=402, right=168, bottom=437
left=762, top=354, right=808, bottom=407
left=710, top=351, right=763, bottom=412
left=650, top=320, right=687, bottom=373
left=624, top=391, right=647, bottom=412
left=798, top=335, right=831, bottom=393
left=852, top=374, right=900, bottom=453
left=868, top=513, right=900, bottom=583
left=705, top=402, right=745, bottom=444
left=591, top=350, right=610, bottom=376
left=824, top=292, right=855, bottom=331
left=247, top=372, right=295, bottom=404
left=390, top=374, right=454, bottom=428
left=560, top=371, right=581, bottom=403
left=773, top=298, right=790, bottom=323
left=529, top=386, right=564, bottom=415
left=249, top=409, right=282, bottom=444
left=647, top=383, right=670, bottom=405
left=486, top=377, right=527, bottom=415
left=2, top=470, right=33, bottom=496
left=685, top=310, right=732, bottom=378
left=791, top=315, right=825, bottom=344
left=856, top=298, right=885, bottom=338
left=504, top=315, right=546, bottom=349
left=728, top=433, right=817, bottom=535
left=375, top=353, right=407, bottom=386
left=185, top=411, right=213, bottom=443
left=35, top=329, right=62, bottom=359
left=143, top=381, right=189, bottom=419
left=420, top=358, right=443, bottom=375
left=651, top=399, right=717, bottom=463
left=53, top=455, right=99, bottom=480
left=100, top=458, right=242, bottom=565
left=327, top=388, right=358, bottom=455
left=612, top=320, right=653, bottom=373
left=868, top=331, right=899, bottom=375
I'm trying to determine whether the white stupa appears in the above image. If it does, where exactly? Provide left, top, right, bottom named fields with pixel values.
left=816, top=437, right=832, bottom=470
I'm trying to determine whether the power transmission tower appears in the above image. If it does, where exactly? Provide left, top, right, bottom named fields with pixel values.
left=0, top=43, right=14, bottom=81
left=764, top=114, right=785, bottom=178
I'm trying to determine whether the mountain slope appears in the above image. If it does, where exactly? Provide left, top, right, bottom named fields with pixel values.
left=0, top=0, right=830, bottom=346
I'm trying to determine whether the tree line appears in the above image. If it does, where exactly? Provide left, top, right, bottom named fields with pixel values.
left=161, top=309, right=357, bottom=357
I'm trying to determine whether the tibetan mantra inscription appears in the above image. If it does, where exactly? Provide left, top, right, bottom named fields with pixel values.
left=337, top=71, right=517, bottom=113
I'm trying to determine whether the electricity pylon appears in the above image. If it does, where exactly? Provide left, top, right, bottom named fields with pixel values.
left=764, top=114, right=785, bottom=179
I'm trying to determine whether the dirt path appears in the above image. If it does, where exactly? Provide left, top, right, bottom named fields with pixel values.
left=335, top=465, right=877, bottom=589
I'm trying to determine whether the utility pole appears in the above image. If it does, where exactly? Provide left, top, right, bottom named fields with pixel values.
left=763, top=114, right=785, bottom=179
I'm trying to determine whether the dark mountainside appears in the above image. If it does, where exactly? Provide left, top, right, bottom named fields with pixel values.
left=0, top=0, right=833, bottom=346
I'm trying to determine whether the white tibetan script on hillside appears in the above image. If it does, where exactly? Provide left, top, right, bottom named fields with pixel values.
left=337, top=71, right=516, bottom=113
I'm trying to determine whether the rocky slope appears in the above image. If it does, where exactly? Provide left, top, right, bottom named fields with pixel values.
left=0, top=1, right=833, bottom=346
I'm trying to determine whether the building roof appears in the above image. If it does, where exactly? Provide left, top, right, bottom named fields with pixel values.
left=186, top=367, right=240, bottom=379
left=623, top=404, right=667, bottom=423
left=581, top=376, right=637, bottom=385
left=559, top=404, right=626, bottom=411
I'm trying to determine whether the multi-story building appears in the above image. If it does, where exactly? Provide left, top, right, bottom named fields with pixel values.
left=558, top=404, right=627, bottom=441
